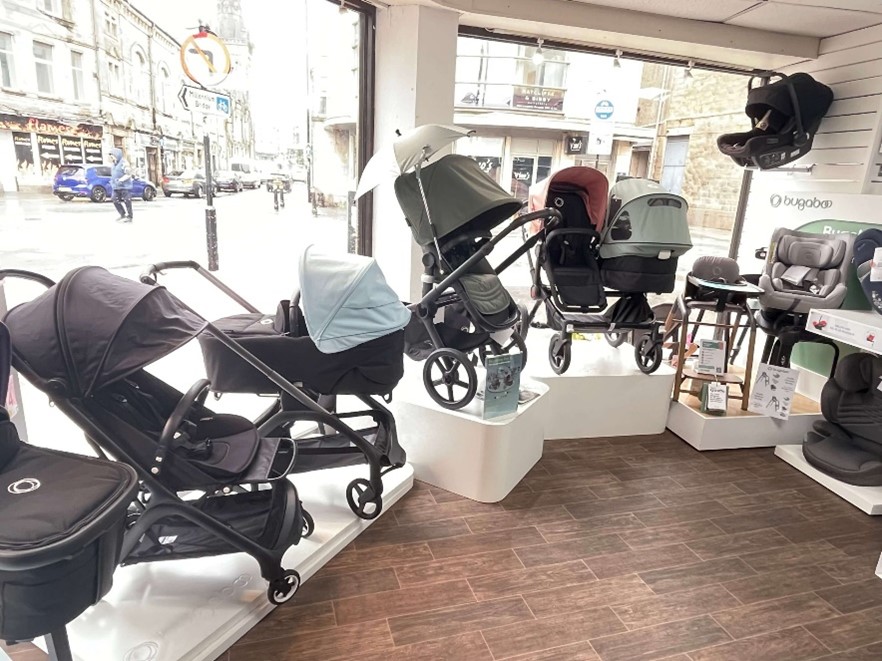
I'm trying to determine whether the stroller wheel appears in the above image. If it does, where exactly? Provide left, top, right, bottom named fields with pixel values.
left=549, top=335, right=571, bottom=375
left=478, top=331, right=528, bottom=368
left=606, top=331, right=630, bottom=348
left=635, top=335, right=663, bottom=374
left=347, top=478, right=383, bottom=520
left=423, top=348, right=478, bottom=410
left=302, top=509, right=315, bottom=538
left=267, top=569, right=301, bottom=605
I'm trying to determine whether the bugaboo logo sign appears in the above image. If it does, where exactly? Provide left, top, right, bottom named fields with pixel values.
left=769, top=194, right=833, bottom=211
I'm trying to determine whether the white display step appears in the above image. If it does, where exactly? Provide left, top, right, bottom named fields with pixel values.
left=524, top=331, right=675, bottom=439
left=806, top=308, right=882, bottom=354
left=668, top=396, right=822, bottom=451
left=391, top=361, right=549, bottom=502
left=775, top=444, right=882, bottom=515
left=51, top=464, right=413, bottom=661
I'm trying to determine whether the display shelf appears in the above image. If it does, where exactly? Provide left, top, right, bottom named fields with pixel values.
left=668, top=393, right=822, bottom=451
left=52, top=464, right=413, bottom=661
left=391, top=361, right=549, bottom=502
left=805, top=308, right=882, bottom=354
left=775, top=444, right=882, bottom=515
left=524, top=330, right=675, bottom=439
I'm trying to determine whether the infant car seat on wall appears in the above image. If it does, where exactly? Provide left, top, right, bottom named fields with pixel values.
left=804, top=352, right=882, bottom=486
left=717, top=72, right=833, bottom=170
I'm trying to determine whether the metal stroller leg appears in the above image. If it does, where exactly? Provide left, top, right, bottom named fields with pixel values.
left=45, top=629, right=73, bottom=661
left=760, top=333, right=775, bottom=365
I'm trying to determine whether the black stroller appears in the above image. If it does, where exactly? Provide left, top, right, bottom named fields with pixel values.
left=525, top=169, right=693, bottom=374
left=141, top=246, right=408, bottom=519
left=0, top=266, right=351, bottom=605
left=717, top=72, right=834, bottom=170
left=0, top=321, right=138, bottom=661
left=395, top=153, right=560, bottom=409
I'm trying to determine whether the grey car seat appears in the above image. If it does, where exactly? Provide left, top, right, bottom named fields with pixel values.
left=756, top=228, right=854, bottom=374
left=803, top=352, right=882, bottom=486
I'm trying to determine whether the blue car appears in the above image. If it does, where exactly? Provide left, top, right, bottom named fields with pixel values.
left=53, top=164, right=157, bottom=203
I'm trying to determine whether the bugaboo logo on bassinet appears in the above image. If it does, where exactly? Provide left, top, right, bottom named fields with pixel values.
left=770, top=194, right=833, bottom=211
left=7, top=477, right=41, bottom=494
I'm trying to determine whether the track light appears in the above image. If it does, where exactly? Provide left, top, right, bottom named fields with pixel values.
left=532, top=39, right=544, bottom=66
left=613, top=50, right=622, bottom=69
left=339, top=0, right=346, bottom=13
left=684, top=60, right=695, bottom=80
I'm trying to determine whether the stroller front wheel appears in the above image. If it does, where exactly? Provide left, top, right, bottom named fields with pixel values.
left=635, top=335, right=663, bottom=374
left=606, top=331, right=630, bottom=348
left=301, top=509, right=315, bottom=538
left=423, top=348, right=478, bottom=410
left=347, top=478, right=383, bottom=520
left=549, top=335, right=572, bottom=375
left=267, top=569, right=301, bottom=605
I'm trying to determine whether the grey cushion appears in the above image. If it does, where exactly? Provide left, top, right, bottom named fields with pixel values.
left=691, top=256, right=741, bottom=283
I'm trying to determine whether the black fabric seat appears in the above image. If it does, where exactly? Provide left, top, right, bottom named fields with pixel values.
left=804, top=352, right=882, bottom=486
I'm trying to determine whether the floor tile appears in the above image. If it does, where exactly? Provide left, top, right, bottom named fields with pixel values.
left=395, top=549, right=524, bottom=587
left=653, top=484, right=744, bottom=508
left=671, top=468, right=757, bottom=489
left=393, top=498, right=503, bottom=525
left=585, top=544, right=701, bottom=580
left=468, top=560, right=596, bottom=601
left=815, top=554, right=880, bottom=584
left=685, top=528, right=792, bottom=561
left=635, top=502, right=733, bottom=528
left=525, top=471, right=619, bottom=492
left=565, top=494, right=666, bottom=519
left=428, top=527, right=546, bottom=559
left=814, top=641, right=882, bottom=660
left=516, top=534, right=629, bottom=568
left=610, top=462, right=701, bottom=481
left=639, top=558, right=756, bottom=594
left=738, top=540, right=849, bottom=574
left=504, top=641, right=600, bottom=660
left=589, top=477, right=684, bottom=500
left=620, top=520, right=725, bottom=550
left=290, top=567, right=400, bottom=606
left=235, top=602, right=336, bottom=646
left=229, top=620, right=394, bottom=661
left=482, top=607, right=625, bottom=659
left=612, top=585, right=739, bottom=630
left=523, top=574, right=656, bottom=618
left=827, top=533, right=882, bottom=557
left=429, top=485, right=472, bottom=503
left=804, top=605, right=882, bottom=651
left=502, top=486, right=599, bottom=511
left=687, top=626, right=829, bottom=661
left=540, top=453, right=632, bottom=473
left=537, top=513, right=645, bottom=543
left=777, top=516, right=882, bottom=544
left=333, top=579, right=476, bottom=626
left=388, top=596, right=534, bottom=647
left=465, top=506, right=574, bottom=534
left=589, top=615, right=731, bottom=661
left=318, top=542, right=434, bottom=576
left=355, top=518, right=471, bottom=550
left=816, top=578, right=882, bottom=614
left=711, top=592, right=840, bottom=639
left=714, top=490, right=813, bottom=515
left=361, top=632, right=493, bottom=661
left=711, top=507, right=808, bottom=534
left=733, top=475, right=817, bottom=494
left=723, top=565, right=839, bottom=604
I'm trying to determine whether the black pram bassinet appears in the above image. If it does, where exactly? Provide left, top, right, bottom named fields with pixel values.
left=717, top=72, right=834, bottom=170
left=0, top=321, right=138, bottom=659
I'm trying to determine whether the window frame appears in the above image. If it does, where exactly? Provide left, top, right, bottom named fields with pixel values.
left=0, top=32, right=14, bottom=88
left=32, top=40, right=54, bottom=94
left=70, top=50, right=84, bottom=100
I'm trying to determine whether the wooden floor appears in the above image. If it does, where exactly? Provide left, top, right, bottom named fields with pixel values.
left=6, top=432, right=882, bottom=661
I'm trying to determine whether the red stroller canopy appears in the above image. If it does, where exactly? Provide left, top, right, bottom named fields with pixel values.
left=527, top=166, right=610, bottom=235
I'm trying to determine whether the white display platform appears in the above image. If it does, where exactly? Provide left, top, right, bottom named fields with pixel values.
left=391, top=363, right=550, bottom=502
left=667, top=397, right=822, bottom=451
left=775, top=444, right=882, bottom=515
left=50, top=464, right=413, bottom=661
left=523, top=331, right=675, bottom=439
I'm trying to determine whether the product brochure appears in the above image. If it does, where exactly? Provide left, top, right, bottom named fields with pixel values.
left=700, top=381, right=728, bottom=416
left=695, top=339, right=726, bottom=376
left=482, top=353, right=523, bottom=420
left=748, top=363, right=799, bottom=420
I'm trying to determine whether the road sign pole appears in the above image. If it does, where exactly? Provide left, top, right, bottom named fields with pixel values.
left=203, top=133, right=219, bottom=271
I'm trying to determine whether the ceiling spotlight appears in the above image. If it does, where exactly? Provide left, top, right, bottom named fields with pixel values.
left=684, top=60, right=695, bottom=79
left=339, top=0, right=347, bottom=13
left=613, top=49, right=622, bottom=68
left=532, top=38, right=545, bottom=66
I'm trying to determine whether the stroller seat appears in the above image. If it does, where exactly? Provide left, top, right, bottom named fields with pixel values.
left=804, top=352, right=882, bottom=486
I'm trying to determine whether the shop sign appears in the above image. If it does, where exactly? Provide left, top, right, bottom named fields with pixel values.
left=61, top=136, right=84, bottom=164
left=0, top=114, right=102, bottom=139
left=36, top=134, right=61, bottom=173
left=512, top=86, right=564, bottom=112
left=12, top=132, right=35, bottom=178
left=83, top=139, right=103, bottom=164
left=566, top=135, right=587, bottom=155
left=594, top=100, right=615, bottom=120
left=474, top=156, right=501, bottom=180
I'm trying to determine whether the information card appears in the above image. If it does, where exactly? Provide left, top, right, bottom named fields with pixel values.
left=748, top=363, right=799, bottom=420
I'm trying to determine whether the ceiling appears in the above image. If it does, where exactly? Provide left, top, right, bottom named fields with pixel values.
left=378, top=0, right=882, bottom=70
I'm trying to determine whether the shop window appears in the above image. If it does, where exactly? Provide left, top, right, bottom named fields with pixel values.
left=661, top=135, right=689, bottom=195
left=36, top=134, right=61, bottom=175
left=456, top=136, right=505, bottom=183
left=0, top=33, right=14, bottom=88
left=70, top=51, right=84, bottom=100
left=33, top=41, right=54, bottom=94
left=13, top=132, right=34, bottom=179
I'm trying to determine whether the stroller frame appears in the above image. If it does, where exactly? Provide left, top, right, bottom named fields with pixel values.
left=141, top=260, right=401, bottom=520
left=0, top=267, right=392, bottom=604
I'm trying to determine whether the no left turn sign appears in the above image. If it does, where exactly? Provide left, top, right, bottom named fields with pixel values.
left=180, top=31, right=231, bottom=88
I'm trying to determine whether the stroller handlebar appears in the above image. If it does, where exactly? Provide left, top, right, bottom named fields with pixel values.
left=0, top=269, right=56, bottom=289
left=140, top=261, right=262, bottom=314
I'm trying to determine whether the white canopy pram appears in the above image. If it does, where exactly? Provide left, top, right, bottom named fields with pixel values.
left=299, top=245, right=411, bottom=354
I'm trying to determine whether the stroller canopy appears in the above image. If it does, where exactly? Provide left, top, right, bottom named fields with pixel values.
left=601, top=178, right=692, bottom=259
left=528, top=166, right=610, bottom=232
left=744, top=73, right=833, bottom=135
left=394, top=154, right=523, bottom=246
left=299, top=245, right=411, bottom=354
left=3, top=266, right=205, bottom=397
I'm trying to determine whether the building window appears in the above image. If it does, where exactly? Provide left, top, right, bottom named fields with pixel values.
left=107, top=60, right=121, bottom=96
left=33, top=41, right=54, bottom=94
left=158, top=66, right=170, bottom=113
left=37, top=0, right=56, bottom=13
left=70, top=51, right=84, bottom=100
left=660, top=135, right=690, bottom=195
left=105, top=12, right=118, bottom=38
left=133, top=50, right=147, bottom=104
left=0, top=33, right=14, bottom=88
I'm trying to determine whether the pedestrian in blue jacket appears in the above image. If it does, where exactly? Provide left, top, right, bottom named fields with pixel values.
left=110, top=147, right=134, bottom=223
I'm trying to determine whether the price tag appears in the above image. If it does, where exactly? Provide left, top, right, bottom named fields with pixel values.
left=705, top=382, right=728, bottom=412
